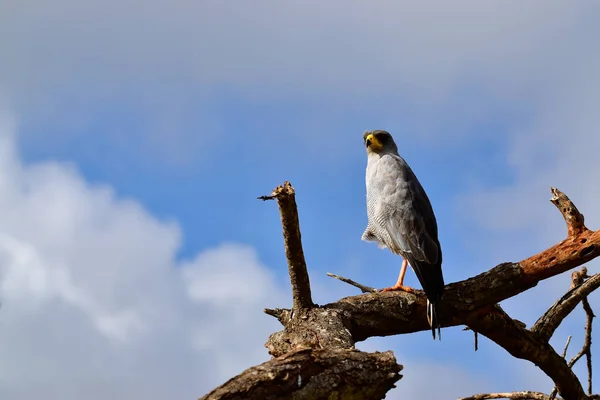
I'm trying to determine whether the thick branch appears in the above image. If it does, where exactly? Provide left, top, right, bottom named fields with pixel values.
left=259, top=181, right=313, bottom=311
left=532, top=272, right=600, bottom=342
left=314, top=221, right=600, bottom=341
left=200, top=348, right=402, bottom=400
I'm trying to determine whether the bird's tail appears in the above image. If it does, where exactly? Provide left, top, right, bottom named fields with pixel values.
left=427, top=297, right=442, bottom=341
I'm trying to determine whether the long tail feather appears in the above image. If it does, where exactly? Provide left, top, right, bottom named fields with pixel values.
left=427, top=299, right=442, bottom=340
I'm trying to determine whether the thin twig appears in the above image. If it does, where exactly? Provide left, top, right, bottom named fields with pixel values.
left=583, top=298, right=593, bottom=395
left=326, top=272, right=377, bottom=293
left=562, top=335, right=572, bottom=358
left=462, top=326, right=479, bottom=351
left=567, top=297, right=594, bottom=395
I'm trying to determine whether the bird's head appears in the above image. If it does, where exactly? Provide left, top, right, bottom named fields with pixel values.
left=363, top=130, right=397, bottom=155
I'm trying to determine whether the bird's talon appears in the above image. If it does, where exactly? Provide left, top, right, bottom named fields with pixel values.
left=380, top=285, right=416, bottom=293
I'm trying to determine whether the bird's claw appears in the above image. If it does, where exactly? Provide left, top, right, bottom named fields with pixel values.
left=380, top=285, right=416, bottom=293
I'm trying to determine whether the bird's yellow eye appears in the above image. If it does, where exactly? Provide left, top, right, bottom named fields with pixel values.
left=365, top=133, right=383, bottom=151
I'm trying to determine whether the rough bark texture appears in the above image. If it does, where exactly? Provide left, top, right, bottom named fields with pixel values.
left=200, top=348, right=402, bottom=400
left=202, top=184, right=600, bottom=400
left=259, top=182, right=313, bottom=312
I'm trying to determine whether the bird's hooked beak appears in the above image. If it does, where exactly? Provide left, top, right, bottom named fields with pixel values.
left=364, top=133, right=382, bottom=152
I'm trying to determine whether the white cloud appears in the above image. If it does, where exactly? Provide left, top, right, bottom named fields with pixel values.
left=0, top=111, right=287, bottom=399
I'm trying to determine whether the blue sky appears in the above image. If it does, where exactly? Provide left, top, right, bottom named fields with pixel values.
left=1, top=1, right=600, bottom=399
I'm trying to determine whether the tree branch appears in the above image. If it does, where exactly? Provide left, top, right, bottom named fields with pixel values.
left=583, top=297, right=594, bottom=395
left=259, top=181, right=313, bottom=312
left=532, top=271, right=600, bottom=342
left=200, top=348, right=402, bottom=400
left=567, top=297, right=594, bottom=393
left=459, top=391, right=552, bottom=400
left=550, top=186, right=588, bottom=237
left=326, top=272, right=376, bottom=293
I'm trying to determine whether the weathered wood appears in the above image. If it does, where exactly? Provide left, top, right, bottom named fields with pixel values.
left=259, top=181, right=313, bottom=312
left=200, top=348, right=402, bottom=400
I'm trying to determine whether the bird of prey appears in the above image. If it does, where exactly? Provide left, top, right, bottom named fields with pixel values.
left=361, top=130, right=445, bottom=339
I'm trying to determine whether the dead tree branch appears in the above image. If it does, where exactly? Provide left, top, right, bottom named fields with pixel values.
left=567, top=296, right=594, bottom=393
left=326, top=272, right=376, bottom=293
left=203, top=184, right=600, bottom=400
left=199, top=348, right=402, bottom=400
left=550, top=186, right=588, bottom=237
left=562, top=335, right=573, bottom=358
left=532, top=271, right=600, bottom=342
left=459, top=391, right=552, bottom=400
left=259, top=181, right=313, bottom=312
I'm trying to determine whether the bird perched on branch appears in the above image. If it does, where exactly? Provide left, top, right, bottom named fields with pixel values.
left=361, top=130, right=445, bottom=340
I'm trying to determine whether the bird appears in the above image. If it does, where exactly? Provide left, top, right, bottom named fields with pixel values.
left=361, top=130, right=445, bottom=340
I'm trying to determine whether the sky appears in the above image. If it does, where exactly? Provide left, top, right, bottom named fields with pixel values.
left=1, top=1, right=600, bottom=399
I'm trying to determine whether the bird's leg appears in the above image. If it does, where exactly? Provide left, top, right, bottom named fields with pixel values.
left=381, top=259, right=416, bottom=293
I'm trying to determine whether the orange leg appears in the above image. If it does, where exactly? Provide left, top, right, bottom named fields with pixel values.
left=381, top=259, right=416, bottom=293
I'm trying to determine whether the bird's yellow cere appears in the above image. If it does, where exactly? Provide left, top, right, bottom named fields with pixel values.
left=364, top=133, right=383, bottom=152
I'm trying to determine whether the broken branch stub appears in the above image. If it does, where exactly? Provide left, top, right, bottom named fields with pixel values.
left=259, top=181, right=313, bottom=312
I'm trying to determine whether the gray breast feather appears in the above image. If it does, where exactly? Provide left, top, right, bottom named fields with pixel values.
left=364, top=153, right=439, bottom=264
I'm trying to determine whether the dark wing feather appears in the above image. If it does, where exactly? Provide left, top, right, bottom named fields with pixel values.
left=368, top=152, right=445, bottom=339
left=375, top=154, right=440, bottom=265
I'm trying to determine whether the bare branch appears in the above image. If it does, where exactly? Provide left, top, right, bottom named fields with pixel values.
left=532, top=272, right=600, bottom=342
left=562, top=335, right=573, bottom=358
left=264, top=308, right=291, bottom=324
left=584, top=298, right=594, bottom=395
left=550, top=187, right=588, bottom=237
left=567, top=297, right=595, bottom=394
left=546, top=268, right=596, bottom=400
left=459, top=391, right=552, bottom=400
left=326, top=272, right=376, bottom=293
left=259, top=181, right=313, bottom=311
left=200, top=348, right=402, bottom=400
left=462, top=326, right=479, bottom=351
